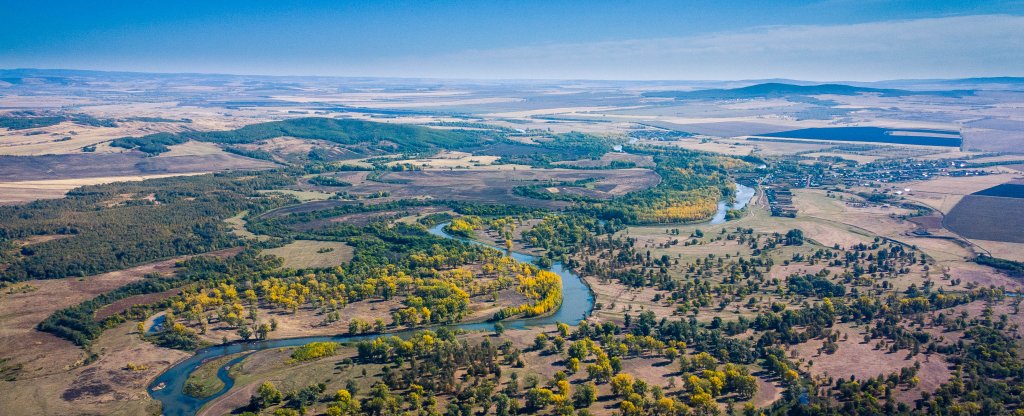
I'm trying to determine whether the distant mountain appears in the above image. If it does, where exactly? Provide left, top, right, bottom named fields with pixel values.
left=941, top=77, right=1024, bottom=84
left=643, top=82, right=974, bottom=100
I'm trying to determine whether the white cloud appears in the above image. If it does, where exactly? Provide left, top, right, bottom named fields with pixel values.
left=385, top=14, right=1024, bottom=80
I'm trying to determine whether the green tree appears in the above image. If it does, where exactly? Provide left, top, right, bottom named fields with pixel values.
left=573, top=382, right=598, bottom=408
left=254, top=382, right=283, bottom=409
left=525, top=387, right=555, bottom=411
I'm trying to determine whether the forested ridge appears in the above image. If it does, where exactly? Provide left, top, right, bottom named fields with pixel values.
left=110, top=117, right=501, bottom=155
left=0, top=172, right=294, bottom=281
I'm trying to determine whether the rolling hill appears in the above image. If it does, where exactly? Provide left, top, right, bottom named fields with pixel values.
left=643, top=82, right=974, bottom=100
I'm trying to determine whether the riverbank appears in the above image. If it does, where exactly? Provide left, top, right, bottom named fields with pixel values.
left=149, top=222, right=597, bottom=416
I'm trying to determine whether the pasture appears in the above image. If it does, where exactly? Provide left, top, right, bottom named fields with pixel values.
left=261, top=240, right=355, bottom=269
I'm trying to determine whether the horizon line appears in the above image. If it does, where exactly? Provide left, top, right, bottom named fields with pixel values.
left=3, top=67, right=1023, bottom=85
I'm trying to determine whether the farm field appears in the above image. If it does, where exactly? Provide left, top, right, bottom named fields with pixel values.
left=306, top=167, right=662, bottom=208
left=0, top=173, right=206, bottom=204
left=896, top=173, right=1020, bottom=214
left=261, top=240, right=355, bottom=269
left=944, top=195, right=1024, bottom=243
left=757, top=127, right=962, bottom=147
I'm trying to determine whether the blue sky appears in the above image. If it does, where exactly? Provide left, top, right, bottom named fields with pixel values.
left=1, top=0, right=1022, bottom=80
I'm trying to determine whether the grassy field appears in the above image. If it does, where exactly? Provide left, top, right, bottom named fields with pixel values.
left=223, top=211, right=270, bottom=241
left=257, top=189, right=337, bottom=202
left=184, top=353, right=246, bottom=398
left=0, top=254, right=194, bottom=379
left=261, top=240, right=355, bottom=269
left=388, top=151, right=501, bottom=168
left=0, top=320, right=188, bottom=416
left=790, top=322, right=953, bottom=404
left=0, top=145, right=277, bottom=183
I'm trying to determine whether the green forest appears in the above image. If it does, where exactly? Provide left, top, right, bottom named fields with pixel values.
left=110, top=117, right=501, bottom=155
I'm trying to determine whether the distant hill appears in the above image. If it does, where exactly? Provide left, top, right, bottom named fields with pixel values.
left=643, top=82, right=974, bottom=100
left=941, top=77, right=1024, bottom=84
left=111, top=117, right=500, bottom=155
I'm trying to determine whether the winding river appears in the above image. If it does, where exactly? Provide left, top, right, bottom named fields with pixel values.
left=149, top=223, right=594, bottom=416
left=148, top=183, right=755, bottom=415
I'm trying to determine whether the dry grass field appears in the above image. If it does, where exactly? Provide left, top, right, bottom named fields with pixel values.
left=971, top=239, right=1024, bottom=262
left=0, top=140, right=277, bottom=204
left=256, top=189, right=337, bottom=202
left=289, top=206, right=445, bottom=231
left=388, top=151, right=501, bottom=168
left=261, top=240, right=355, bottom=269
left=0, top=248, right=239, bottom=416
left=0, top=321, right=188, bottom=416
left=0, top=173, right=206, bottom=205
left=0, top=120, right=187, bottom=156
left=897, top=173, right=1020, bottom=214
left=223, top=211, right=270, bottom=241
left=790, top=322, right=953, bottom=405
left=649, top=137, right=767, bottom=156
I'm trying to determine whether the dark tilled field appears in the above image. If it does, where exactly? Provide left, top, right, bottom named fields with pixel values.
left=267, top=168, right=661, bottom=219
left=315, top=168, right=660, bottom=209
left=973, top=183, right=1024, bottom=199
left=944, top=194, right=1024, bottom=243
left=0, top=152, right=276, bottom=181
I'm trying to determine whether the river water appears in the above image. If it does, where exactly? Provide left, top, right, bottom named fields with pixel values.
left=710, top=183, right=756, bottom=224
left=149, top=183, right=754, bottom=415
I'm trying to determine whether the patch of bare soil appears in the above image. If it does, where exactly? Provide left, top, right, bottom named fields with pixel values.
left=94, top=288, right=182, bottom=320
left=790, top=323, right=952, bottom=404
left=945, top=261, right=1024, bottom=292
left=0, top=247, right=240, bottom=381
left=463, top=287, right=529, bottom=322
left=908, top=214, right=943, bottom=231
left=11, top=234, right=73, bottom=246
left=0, top=321, right=188, bottom=416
